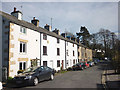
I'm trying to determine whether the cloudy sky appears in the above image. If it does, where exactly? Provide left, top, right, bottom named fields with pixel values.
left=2, top=1, right=118, bottom=35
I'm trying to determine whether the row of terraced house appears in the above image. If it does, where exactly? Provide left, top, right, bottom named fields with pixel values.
left=0, top=8, right=92, bottom=79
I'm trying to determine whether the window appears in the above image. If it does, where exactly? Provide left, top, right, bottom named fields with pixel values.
left=19, top=62, right=22, bottom=70
left=57, top=60, right=60, bottom=67
left=20, top=42, right=26, bottom=53
left=57, top=48, right=60, bottom=55
left=19, top=62, right=26, bottom=70
left=73, top=59, right=75, bottom=64
left=73, top=44, right=74, bottom=47
left=23, top=62, right=26, bottom=70
left=43, top=33, right=47, bottom=40
left=78, top=52, right=80, bottom=56
left=57, top=38, right=60, bottom=43
left=20, top=26, right=26, bottom=34
left=43, top=46, right=47, bottom=55
left=73, top=50, right=75, bottom=56
left=43, top=61, right=47, bottom=66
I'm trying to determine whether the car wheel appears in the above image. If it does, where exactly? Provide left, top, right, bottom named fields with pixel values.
left=73, top=69, right=75, bottom=71
left=50, top=74, right=54, bottom=80
left=33, top=77, right=38, bottom=86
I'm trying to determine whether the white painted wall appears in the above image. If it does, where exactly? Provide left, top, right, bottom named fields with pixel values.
left=9, top=23, right=40, bottom=77
left=66, top=41, right=78, bottom=68
left=11, top=12, right=22, bottom=20
left=41, top=34, right=65, bottom=71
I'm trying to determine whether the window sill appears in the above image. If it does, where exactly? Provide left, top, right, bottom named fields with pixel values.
left=19, top=33, right=27, bottom=35
left=43, top=54, right=48, bottom=56
left=19, top=52, right=27, bottom=55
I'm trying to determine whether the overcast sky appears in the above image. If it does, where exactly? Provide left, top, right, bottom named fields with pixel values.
left=2, top=2, right=118, bottom=35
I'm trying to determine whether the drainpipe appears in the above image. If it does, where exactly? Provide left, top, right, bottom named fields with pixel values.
left=65, top=41, right=66, bottom=69
left=40, top=33, right=41, bottom=66
left=0, top=12, right=2, bottom=82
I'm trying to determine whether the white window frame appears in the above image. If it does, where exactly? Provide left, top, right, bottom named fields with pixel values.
left=20, top=26, right=27, bottom=34
left=19, top=62, right=27, bottom=70
left=20, top=42, right=27, bottom=53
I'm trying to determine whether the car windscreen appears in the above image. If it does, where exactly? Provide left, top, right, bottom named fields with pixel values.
left=78, top=63, right=83, bottom=65
left=23, top=67, right=38, bottom=73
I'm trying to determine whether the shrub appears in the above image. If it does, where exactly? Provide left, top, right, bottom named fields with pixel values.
left=7, top=77, right=14, bottom=83
left=67, top=67, right=72, bottom=71
left=8, top=77, right=13, bottom=80
left=17, top=70, right=24, bottom=74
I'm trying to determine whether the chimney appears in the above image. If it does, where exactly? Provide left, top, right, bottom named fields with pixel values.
left=44, top=24, right=51, bottom=31
left=14, top=7, right=16, bottom=12
left=61, top=33, right=66, bottom=38
left=11, top=7, right=23, bottom=20
left=31, top=17, right=39, bottom=27
left=53, top=28, right=60, bottom=35
left=66, top=36, right=71, bottom=40
left=77, top=38, right=80, bottom=43
left=71, top=37, right=75, bottom=41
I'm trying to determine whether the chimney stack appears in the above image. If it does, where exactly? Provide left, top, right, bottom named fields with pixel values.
left=66, top=36, right=71, bottom=40
left=14, top=7, right=16, bottom=12
left=31, top=17, right=39, bottom=27
left=71, top=37, right=75, bottom=41
left=53, top=28, right=60, bottom=35
left=11, top=7, right=23, bottom=20
left=61, top=33, right=66, bottom=38
left=44, top=24, right=51, bottom=31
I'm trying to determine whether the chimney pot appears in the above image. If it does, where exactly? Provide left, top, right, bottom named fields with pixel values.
left=31, top=17, right=39, bottom=27
left=44, top=24, right=51, bottom=31
left=14, top=7, right=16, bottom=12
left=33, top=17, right=35, bottom=20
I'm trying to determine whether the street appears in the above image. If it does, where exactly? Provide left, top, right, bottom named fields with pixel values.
left=5, top=61, right=107, bottom=89
left=23, top=62, right=105, bottom=88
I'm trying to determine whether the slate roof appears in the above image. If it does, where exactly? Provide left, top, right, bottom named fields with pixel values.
left=0, top=10, right=89, bottom=48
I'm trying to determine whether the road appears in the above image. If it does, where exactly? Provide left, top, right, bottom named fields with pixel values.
left=6, top=61, right=107, bottom=89
left=24, top=62, right=105, bottom=88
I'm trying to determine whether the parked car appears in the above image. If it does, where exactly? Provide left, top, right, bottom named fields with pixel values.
left=93, top=58, right=100, bottom=65
left=14, top=66, right=55, bottom=86
left=93, top=59, right=98, bottom=64
left=72, top=62, right=85, bottom=70
left=87, top=61, right=94, bottom=67
left=83, top=61, right=89, bottom=68
left=0, top=82, right=3, bottom=90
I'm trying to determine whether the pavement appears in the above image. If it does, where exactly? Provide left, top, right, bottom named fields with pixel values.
left=4, top=62, right=105, bottom=89
left=101, top=61, right=120, bottom=89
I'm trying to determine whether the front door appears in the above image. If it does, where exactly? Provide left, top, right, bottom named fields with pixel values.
left=50, top=60, right=53, bottom=69
left=43, top=61, right=47, bottom=66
